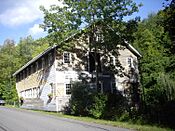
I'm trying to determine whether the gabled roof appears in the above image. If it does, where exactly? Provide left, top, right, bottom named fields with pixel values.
left=13, top=25, right=141, bottom=76
left=13, top=45, right=58, bottom=76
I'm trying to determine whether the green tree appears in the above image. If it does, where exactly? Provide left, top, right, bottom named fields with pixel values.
left=40, top=0, right=141, bottom=89
left=0, top=39, right=19, bottom=103
left=133, top=12, right=175, bottom=127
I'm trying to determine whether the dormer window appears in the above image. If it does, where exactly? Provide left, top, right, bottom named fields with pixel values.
left=63, top=52, right=71, bottom=64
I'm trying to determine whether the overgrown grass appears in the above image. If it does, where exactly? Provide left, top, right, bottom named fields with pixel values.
left=5, top=105, right=172, bottom=131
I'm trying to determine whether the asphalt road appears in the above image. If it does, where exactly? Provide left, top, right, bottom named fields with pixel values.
left=0, top=106, right=132, bottom=131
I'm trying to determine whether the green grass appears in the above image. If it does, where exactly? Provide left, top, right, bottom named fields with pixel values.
left=5, top=105, right=172, bottom=131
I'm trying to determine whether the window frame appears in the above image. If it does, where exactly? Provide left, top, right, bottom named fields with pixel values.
left=65, top=84, right=71, bottom=95
left=63, top=52, right=71, bottom=64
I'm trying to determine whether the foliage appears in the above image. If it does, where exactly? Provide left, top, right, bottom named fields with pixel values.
left=133, top=6, right=175, bottom=128
left=0, top=36, right=49, bottom=105
left=88, top=93, right=107, bottom=119
left=40, top=0, right=142, bottom=96
left=69, top=82, right=94, bottom=116
left=69, top=82, right=128, bottom=119
left=40, top=0, right=141, bottom=44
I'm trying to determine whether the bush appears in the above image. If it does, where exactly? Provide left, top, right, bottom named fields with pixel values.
left=103, top=92, right=128, bottom=120
left=68, top=82, right=131, bottom=121
left=69, top=82, right=94, bottom=116
left=88, top=93, right=107, bottom=119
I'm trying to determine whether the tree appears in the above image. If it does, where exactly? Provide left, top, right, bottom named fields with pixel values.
left=0, top=36, right=49, bottom=104
left=40, top=0, right=141, bottom=89
left=0, top=39, right=19, bottom=103
left=133, top=11, right=175, bottom=127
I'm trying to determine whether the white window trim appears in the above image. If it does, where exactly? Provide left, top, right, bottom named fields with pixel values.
left=65, top=83, right=71, bottom=96
left=110, top=56, right=116, bottom=65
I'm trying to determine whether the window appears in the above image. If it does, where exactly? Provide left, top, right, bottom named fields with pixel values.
left=37, top=87, right=40, bottom=97
left=48, top=53, right=53, bottom=66
left=31, top=65, right=33, bottom=74
left=33, top=88, right=36, bottom=98
left=97, top=82, right=103, bottom=93
left=111, top=82, right=116, bottom=93
left=66, top=84, right=71, bottom=95
left=33, top=63, right=36, bottom=73
left=127, top=57, right=133, bottom=67
left=36, top=61, right=39, bottom=71
left=20, top=73, right=22, bottom=80
left=63, top=52, right=71, bottom=63
left=96, top=33, right=103, bottom=42
left=28, top=67, right=31, bottom=75
left=110, top=56, right=115, bottom=65
left=16, top=74, right=19, bottom=82
left=42, top=58, right=45, bottom=68
left=89, top=52, right=101, bottom=72
left=51, top=83, right=56, bottom=96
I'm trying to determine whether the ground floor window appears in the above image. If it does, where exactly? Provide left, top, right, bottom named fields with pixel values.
left=66, top=84, right=71, bottom=95
left=111, top=82, right=116, bottom=93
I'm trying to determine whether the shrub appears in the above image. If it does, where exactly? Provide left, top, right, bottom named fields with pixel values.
left=69, top=82, right=94, bottom=116
left=88, top=93, right=107, bottom=119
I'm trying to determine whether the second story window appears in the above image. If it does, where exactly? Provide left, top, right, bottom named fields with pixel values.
left=42, top=58, right=45, bottom=68
left=31, top=65, right=33, bottom=74
left=128, top=57, right=133, bottom=68
left=110, top=56, right=115, bottom=65
left=63, top=52, right=71, bottom=63
left=48, top=53, right=53, bottom=66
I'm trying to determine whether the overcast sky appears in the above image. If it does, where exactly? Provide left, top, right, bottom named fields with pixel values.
left=0, top=0, right=167, bottom=45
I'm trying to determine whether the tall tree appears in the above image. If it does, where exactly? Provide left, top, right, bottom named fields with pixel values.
left=40, top=0, right=141, bottom=88
left=0, top=39, right=19, bottom=103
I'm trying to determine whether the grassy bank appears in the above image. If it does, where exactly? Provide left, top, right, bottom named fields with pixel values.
left=5, top=105, right=171, bottom=131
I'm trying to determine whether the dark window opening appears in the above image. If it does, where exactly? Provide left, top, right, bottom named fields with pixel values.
left=111, top=82, right=116, bottom=93
left=28, top=67, right=31, bottom=75
left=97, top=82, right=103, bottom=93
left=38, top=59, right=42, bottom=69
left=48, top=53, right=53, bottom=66
left=89, top=52, right=101, bottom=73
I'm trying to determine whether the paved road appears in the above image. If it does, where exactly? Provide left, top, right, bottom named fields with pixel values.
left=0, top=106, right=131, bottom=131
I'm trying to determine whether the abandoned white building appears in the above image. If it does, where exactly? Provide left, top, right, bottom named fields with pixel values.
left=13, top=29, right=141, bottom=111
